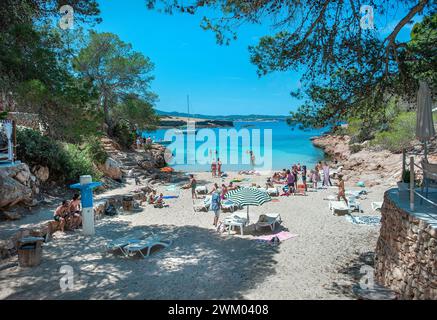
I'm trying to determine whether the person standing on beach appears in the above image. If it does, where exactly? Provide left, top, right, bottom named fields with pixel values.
left=249, top=151, right=255, bottom=169
left=211, top=189, right=221, bottom=227
left=286, top=169, right=295, bottom=195
left=322, top=162, right=332, bottom=187
left=337, top=174, right=348, bottom=205
left=217, top=158, right=222, bottom=177
left=211, top=159, right=217, bottom=177
left=302, top=165, right=307, bottom=191
left=189, top=174, right=197, bottom=199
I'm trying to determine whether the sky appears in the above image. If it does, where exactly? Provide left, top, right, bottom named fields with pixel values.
left=93, top=0, right=418, bottom=116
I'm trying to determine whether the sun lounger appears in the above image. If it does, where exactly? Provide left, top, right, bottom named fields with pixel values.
left=223, top=213, right=249, bottom=235
left=347, top=197, right=362, bottom=212
left=106, top=237, right=142, bottom=257
left=345, top=189, right=368, bottom=199
left=123, top=234, right=172, bottom=258
left=221, top=199, right=238, bottom=212
left=195, top=186, right=208, bottom=195
left=371, top=201, right=383, bottom=212
left=258, top=187, right=279, bottom=196
left=255, top=213, right=282, bottom=231
left=329, top=201, right=351, bottom=215
left=324, top=195, right=338, bottom=201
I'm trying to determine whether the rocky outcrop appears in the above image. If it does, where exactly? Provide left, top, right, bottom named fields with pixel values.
left=0, top=163, right=39, bottom=210
left=31, top=165, right=49, bottom=182
left=138, top=144, right=167, bottom=170
left=97, top=157, right=122, bottom=180
left=374, top=190, right=437, bottom=299
left=312, top=134, right=406, bottom=187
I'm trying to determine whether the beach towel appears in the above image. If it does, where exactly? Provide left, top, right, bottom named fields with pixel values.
left=162, top=196, right=179, bottom=199
left=256, top=231, right=298, bottom=242
left=346, top=215, right=381, bottom=226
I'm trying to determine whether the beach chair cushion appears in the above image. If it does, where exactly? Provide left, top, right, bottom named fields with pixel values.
left=329, top=201, right=351, bottom=215
left=124, top=235, right=172, bottom=258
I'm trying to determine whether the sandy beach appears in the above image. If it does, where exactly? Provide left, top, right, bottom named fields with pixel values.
left=0, top=171, right=390, bottom=300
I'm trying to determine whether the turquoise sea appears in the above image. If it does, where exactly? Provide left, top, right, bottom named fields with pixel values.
left=143, top=120, right=328, bottom=172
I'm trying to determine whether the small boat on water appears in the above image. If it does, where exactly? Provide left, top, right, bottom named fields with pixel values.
left=175, top=125, right=198, bottom=135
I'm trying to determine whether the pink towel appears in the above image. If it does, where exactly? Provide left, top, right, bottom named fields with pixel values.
left=256, top=231, right=298, bottom=242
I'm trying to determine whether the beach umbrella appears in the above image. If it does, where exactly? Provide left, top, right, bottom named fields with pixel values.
left=416, top=81, right=436, bottom=160
left=225, top=187, right=271, bottom=220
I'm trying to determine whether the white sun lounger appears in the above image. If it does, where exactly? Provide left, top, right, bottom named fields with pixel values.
left=195, top=186, right=208, bottom=195
left=106, top=237, right=142, bottom=257
left=123, top=235, right=172, bottom=258
left=347, top=197, right=362, bottom=212
left=371, top=201, right=383, bottom=212
left=258, top=187, right=279, bottom=196
left=223, top=213, right=249, bottom=236
left=345, top=189, right=368, bottom=199
left=255, top=213, right=282, bottom=231
left=329, top=201, right=351, bottom=215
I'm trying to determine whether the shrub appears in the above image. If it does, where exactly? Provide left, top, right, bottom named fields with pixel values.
left=350, top=144, right=363, bottom=153
left=371, top=112, right=416, bottom=153
left=112, top=121, right=135, bottom=149
left=17, top=128, right=102, bottom=183
left=83, top=138, right=108, bottom=165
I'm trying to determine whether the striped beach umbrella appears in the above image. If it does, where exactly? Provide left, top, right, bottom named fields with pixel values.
left=225, top=187, right=271, bottom=220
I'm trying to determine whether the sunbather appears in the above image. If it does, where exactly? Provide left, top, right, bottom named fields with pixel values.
left=266, top=177, right=274, bottom=188
left=209, top=183, right=219, bottom=194
left=154, top=193, right=167, bottom=208
left=189, top=174, right=197, bottom=199
left=53, top=200, right=70, bottom=232
left=68, top=194, right=82, bottom=229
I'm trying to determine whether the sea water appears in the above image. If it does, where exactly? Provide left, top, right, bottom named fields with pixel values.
left=143, top=120, right=327, bottom=172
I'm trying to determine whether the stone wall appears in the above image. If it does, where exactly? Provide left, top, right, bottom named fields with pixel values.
left=374, top=190, right=437, bottom=299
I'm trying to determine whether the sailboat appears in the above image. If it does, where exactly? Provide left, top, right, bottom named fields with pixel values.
left=175, top=95, right=198, bottom=135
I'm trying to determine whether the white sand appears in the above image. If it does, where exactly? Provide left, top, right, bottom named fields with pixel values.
left=0, top=172, right=391, bottom=300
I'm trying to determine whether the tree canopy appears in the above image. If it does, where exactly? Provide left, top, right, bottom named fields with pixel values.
left=146, top=0, right=436, bottom=128
left=74, top=31, right=157, bottom=132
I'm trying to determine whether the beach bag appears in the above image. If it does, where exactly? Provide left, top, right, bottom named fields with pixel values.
left=216, top=222, right=226, bottom=233
left=105, top=204, right=117, bottom=216
left=269, top=236, right=280, bottom=246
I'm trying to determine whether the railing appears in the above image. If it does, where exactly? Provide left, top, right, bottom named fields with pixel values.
left=402, top=148, right=437, bottom=215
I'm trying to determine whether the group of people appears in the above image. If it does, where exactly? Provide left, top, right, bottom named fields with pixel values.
left=53, top=194, right=82, bottom=232
left=135, top=136, right=153, bottom=150
left=269, top=161, right=338, bottom=194
left=210, top=158, right=223, bottom=177
left=140, top=190, right=167, bottom=208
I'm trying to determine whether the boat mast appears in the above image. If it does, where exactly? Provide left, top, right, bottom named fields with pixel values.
left=187, top=94, right=190, bottom=116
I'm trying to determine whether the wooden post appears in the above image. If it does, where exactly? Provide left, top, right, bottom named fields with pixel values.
left=410, top=156, right=414, bottom=211
left=402, top=149, right=406, bottom=175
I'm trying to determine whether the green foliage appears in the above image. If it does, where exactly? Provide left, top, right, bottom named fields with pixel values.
left=83, top=138, right=108, bottom=165
left=74, top=31, right=157, bottom=130
left=63, top=143, right=102, bottom=182
left=350, top=144, right=363, bottom=154
left=112, top=121, right=136, bottom=149
left=372, top=112, right=416, bottom=153
left=17, top=128, right=102, bottom=182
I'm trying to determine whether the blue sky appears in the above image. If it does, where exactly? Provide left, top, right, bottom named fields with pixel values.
left=93, top=1, right=417, bottom=116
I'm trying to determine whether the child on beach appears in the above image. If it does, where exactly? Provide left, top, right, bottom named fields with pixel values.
left=337, top=175, right=348, bottom=205
left=189, top=174, right=197, bottom=199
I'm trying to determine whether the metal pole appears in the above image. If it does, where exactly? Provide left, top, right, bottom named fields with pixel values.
left=410, top=156, right=415, bottom=211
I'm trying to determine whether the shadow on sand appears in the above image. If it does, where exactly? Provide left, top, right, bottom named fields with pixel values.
left=1, top=219, right=279, bottom=300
